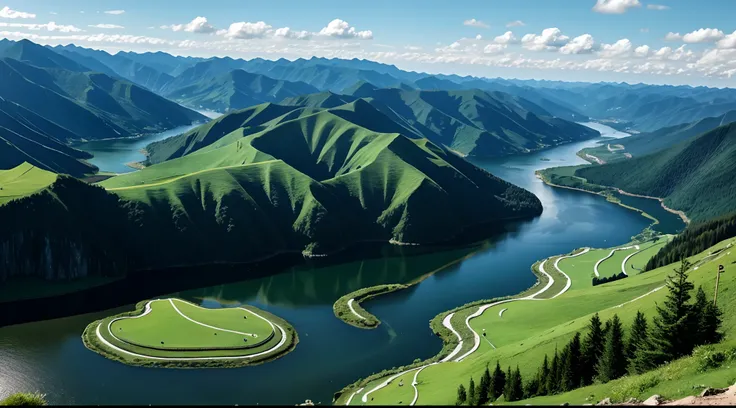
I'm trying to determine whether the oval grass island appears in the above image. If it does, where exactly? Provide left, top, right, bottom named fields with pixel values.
left=333, top=284, right=409, bottom=329
left=81, top=298, right=298, bottom=368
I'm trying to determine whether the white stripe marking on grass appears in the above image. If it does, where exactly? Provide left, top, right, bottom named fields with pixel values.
left=594, top=246, right=637, bottom=277
left=441, top=313, right=463, bottom=362
left=344, top=388, right=364, bottom=406
left=347, top=299, right=365, bottom=320
left=499, top=308, right=507, bottom=317
left=168, top=298, right=258, bottom=337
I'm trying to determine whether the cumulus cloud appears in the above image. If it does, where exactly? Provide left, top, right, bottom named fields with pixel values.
left=599, top=39, right=633, bottom=58
left=592, top=0, right=642, bottom=14
left=665, top=32, right=682, bottom=41
left=560, top=34, right=597, bottom=54
left=646, top=4, right=670, bottom=10
left=463, top=19, right=489, bottom=29
left=634, top=45, right=650, bottom=57
left=484, top=44, right=507, bottom=54
left=0, top=22, right=83, bottom=32
left=506, top=20, right=525, bottom=28
left=165, top=16, right=216, bottom=34
left=650, top=45, right=696, bottom=61
left=521, top=28, right=570, bottom=51
left=273, top=27, right=311, bottom=40
left=318, top=19, right=372, bottom=39
left=682, top=28, right=725, bottom=43
left=494, top=31, right=519, bottom=45
left=717, top=30, right=736, bottom=49
left=103, top=10, right=125, bottom=15
left=219, top=21, right=272, bottom=39
left=89, top=24, right=124, bottom=29
left=0, top=6, right=36, bottom=19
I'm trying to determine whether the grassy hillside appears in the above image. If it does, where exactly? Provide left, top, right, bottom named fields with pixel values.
left=575, top=123, right=736, bottom=222
left=0, top=163, right=57, bottom=205
left=164, top=69, right=319, bottom=112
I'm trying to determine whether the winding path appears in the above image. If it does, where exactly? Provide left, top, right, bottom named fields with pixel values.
left=168, top=299, right=258, bottom=337
left=96, top=300, right=288, bottom=362
left=594, top=246, right=639, bottom=277
left=347, top=299, right=366, bottom=320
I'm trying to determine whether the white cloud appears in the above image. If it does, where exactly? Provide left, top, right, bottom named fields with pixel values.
left=273, top=27, right=311, bottom=40
left=665, top=32, right=682, bottom=41
left=219, top=21, right=272, bottom=39
left=560, top=34, right=597, bottom=54
left=650, top=45, right=696, bottom=62
left=484, top=44, right=507, bottom=54
left=592, top=0, right=642, bottom=14
left=463, top=19, right=489, bottom=29
left=646, top=4, right=670, bottom=10
left=166, top=16, right=216, bottom=34
left=0, top=22, right=83, bottom=33
left=682, top=28, right=725, bottom=44
left=49, top=12, right=57, bottom=15
left=475, top=34, right=482, bottom=40
left=103, top=10, right=125, bottom=15
left=89, top=24, right=124, bottom=29
left=506, top=20, right=525, bottom=28
left=318, top=19, right=372, bottom=39
left=521, top=28, right=570, bottom=51
left=0, top=6, right=36, bottom=19
left=494, top=31, right=519, bottom=45
left=634, top=44, right=650, bottom=57
left=599, top=39, right=633, bottom=58
left=717, top=30, right=736, bottom=49
left=405, top=45, right=422, bottom=51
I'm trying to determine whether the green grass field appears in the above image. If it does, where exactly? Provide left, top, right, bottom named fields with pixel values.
left=597, top=247, right=638, bottom=277
left=82, top=298, right=298, bottom=368
left=340, top=234, right=734, bottom=405
left=0, top=163, right=57, bottom=205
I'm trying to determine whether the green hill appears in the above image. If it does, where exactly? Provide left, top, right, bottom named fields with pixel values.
left=575, top=123, right=736, bottom=222
left=164, top=69, right=319, bottom=112
left=284, top=88, right=600, bottom=157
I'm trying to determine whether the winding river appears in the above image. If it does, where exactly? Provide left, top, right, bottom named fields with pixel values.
left=0, top=124, right=685, bottom=404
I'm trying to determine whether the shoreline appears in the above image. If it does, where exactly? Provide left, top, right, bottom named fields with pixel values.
left=615, top=189, right=691, bottom=225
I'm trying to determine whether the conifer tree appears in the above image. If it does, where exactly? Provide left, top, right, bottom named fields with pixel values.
left=625, top=311, right=648, bottom=363
left=546, top=348, right=560, bottom=395
left=468, top=377, right=476, bottom=406
left=581, top=313, right=605, bottom=385
left=634, top=260, right=695, bottom=370
left=503, top=366, right=513, bottom=400
left=504, top=366, right=524, bottom=402
left=596, top=314, right=627, bottom=382
left=456, top=384, right=467, bottom=406
left=536, top=354, right=550, bottom=396
left=701, top=300, right=723, bottom=345
left=691, top=286, right=709, bottom=346
left=560, top=332, right=582, bottom=391
left=478, top=365, right=491, bottom=405
left=490, top=361, right=506, bottom=400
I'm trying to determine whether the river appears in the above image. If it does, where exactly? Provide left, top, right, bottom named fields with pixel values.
left=0, top=124, right=685, bottom=404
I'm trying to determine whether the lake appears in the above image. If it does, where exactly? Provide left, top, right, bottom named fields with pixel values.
left=0, top=123, right=680, bottom=405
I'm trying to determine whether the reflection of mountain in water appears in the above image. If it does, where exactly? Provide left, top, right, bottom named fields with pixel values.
left=181, top=221, right=530, bottom=308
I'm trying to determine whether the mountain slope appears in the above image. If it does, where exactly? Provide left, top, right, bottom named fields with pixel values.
left=575, top=122, right=736, bottom=222
left=164, top=69, right=319, bottom=112
left=284, top=88, right=600, bottom=157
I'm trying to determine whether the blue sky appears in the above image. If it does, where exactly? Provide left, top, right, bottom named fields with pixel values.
left=1, top=0, right=735, bottom=86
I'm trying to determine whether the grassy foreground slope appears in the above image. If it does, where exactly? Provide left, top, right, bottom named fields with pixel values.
left=341, top=235, right=735, bottom=406
left=0, top=163, right=57, bottom=205
left=575, top=123, right=736, bottom=223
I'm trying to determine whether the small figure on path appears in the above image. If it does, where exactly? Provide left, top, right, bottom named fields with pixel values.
left=399, top=379, right=404, bottom=387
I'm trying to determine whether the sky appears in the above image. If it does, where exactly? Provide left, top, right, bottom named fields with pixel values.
left=1, top=0, right=735, bottom=87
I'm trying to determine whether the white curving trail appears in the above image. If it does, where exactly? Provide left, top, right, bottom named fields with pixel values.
left=347, top=299, right=366, bottom=320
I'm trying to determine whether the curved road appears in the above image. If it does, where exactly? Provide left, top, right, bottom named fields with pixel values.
left=347, top=299, right=366, bottom=320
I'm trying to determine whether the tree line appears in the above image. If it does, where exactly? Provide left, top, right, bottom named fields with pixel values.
left=646, top=212, right=736, bottom=271
left=455, top=259, right=722, bottom=405
left=592, top=271, right=627, bottom=286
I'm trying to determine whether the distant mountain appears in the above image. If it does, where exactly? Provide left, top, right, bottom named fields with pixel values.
left=283, top=87, right=600, bottom=157
left=575, top=123, right=736, bottom=222
left=0, top=41, right=205, bottom=143
left=163, top=69, right=320, bottom=112
left=51, top=44, right=175, bottom=92
left=114, top=50, right=203, bottom=77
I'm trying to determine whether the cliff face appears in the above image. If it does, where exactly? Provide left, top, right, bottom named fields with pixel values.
left=0, top=177, right=130, bottom=283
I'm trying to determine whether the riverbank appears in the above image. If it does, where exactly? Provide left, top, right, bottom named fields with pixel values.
left=333, top=284, right=409, bottom=329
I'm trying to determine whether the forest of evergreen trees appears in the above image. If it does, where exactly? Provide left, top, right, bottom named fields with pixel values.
left=592, top=272, right=627, bottom=286
left=455, top=260, right=723, bottom=405
left=646, top=212, right=736, bottom=271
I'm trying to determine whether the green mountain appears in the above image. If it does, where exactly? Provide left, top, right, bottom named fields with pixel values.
left=164, top=69, right=319, bottom=112
left=0, top=105, right=542, bottom=282
left=575, top=123, right=736, bottom=222
left=283, top=87, right=600, bottom=157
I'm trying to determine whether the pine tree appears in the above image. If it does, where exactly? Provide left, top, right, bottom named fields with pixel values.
left=456, top=384, right=467, bottom=406
left=634, top=259, right=695, bottom=370
left=560, top=333, right=582, bottom=391
left=478, top=365, right=491, bottom=405
left=581, top=313, right=605, bottom=385
left=625, top=311, right=648, bottom=364
left=546, top=348, right=560, bottom=395
left=503, top=366, right=513, bottom=400
left=701, top=300, right=723, bottom=345
left=504, top=366, right=524, bottom=402
left=468, top=377, right=476, bottom=406
left=524, top=375, right=539, bottom=399
left=596, top=315, right=627, bottom=383
left=536, top=354, right=550, bottom=396
left=490, top=361, right=506, bottom=400
left=691, top=286, right=709, bottom=346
